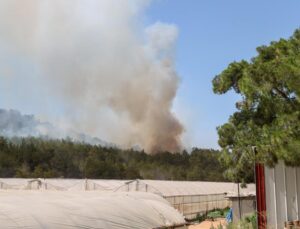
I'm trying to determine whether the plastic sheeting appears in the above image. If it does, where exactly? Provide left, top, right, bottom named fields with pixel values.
left=114, top=180, right=255, bottom=219
left=115, top=180, right=256, bottom=197
left=0, top=190, right=186, bottom=229
left=0, top=178, right=127, bottom=191
left=0, top=179, right=255, bottom=220
left=0, top=179, right=255, bottom=196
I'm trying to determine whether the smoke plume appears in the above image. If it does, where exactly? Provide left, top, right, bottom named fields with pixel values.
left=0, top=109, right=112, bottom=146
left=0, top=0, right=183, bottom=153
left=0, top=109, right=43, bottom=137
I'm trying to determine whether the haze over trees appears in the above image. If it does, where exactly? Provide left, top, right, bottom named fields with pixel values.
left=0, top=136, right=227, bottom=181
left=213, top=29, right=300, bottom=183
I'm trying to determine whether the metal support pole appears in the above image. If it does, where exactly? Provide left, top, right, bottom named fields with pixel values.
left=238, top=182, right=242, bottom=220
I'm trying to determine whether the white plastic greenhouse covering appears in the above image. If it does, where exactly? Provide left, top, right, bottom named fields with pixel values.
left=0, top=178, right=255, bottom=220
left=115, top=180, right=256, bottom=219
left=0, top=179, right=255, bottom=195
left=0, top=178, right=126, bottom=191
left=114, top=180, right=255, bottom=196
left=0, top=190, right=186, bottom=229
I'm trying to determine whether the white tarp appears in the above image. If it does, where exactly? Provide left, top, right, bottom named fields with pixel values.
left=0, top=179, right=255, bottom=196
left=0, top=190, right=186, bottom=229
left=0, top=178, right=255, bottom=221
left=115, top=180, right=256, bottom=197
left=0, top=178, right=128, bottom=191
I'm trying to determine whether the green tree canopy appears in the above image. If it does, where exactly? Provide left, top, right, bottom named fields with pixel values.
left=213, top=29, right=300, bottom=183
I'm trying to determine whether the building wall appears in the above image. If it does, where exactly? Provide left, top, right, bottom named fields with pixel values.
left=265, top=161, right=300, bottom=229
left=230, top=197, right=256, bottom=223
left=165, top=194, right=230, bottom=219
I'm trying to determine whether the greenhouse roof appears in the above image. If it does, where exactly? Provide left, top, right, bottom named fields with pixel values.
left=115, top=179, right=256, bottom=197
left=0, top=178, right=255, bottom=197
left=0, top=190, right=185, bottom=229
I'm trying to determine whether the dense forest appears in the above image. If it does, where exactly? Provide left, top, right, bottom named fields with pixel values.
left=0, top=136, right=227, bottom=181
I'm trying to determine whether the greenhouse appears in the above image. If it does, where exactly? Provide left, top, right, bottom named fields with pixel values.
left=0, top=178, right=255, bottom=223
left=115, top=180, right=255, bottom=219
left=0, top=190, right=186, bottom=229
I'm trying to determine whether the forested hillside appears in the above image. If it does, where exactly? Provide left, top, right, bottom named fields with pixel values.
left=0, top=137, right=227, bottom=181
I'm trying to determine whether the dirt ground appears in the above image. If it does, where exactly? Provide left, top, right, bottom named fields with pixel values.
left=188, top=218, right=227, bottom=229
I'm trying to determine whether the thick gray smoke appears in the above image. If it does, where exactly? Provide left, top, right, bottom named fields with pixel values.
left=0, top=109, right=43, bottom=137
left=0, top=109, right=111, bottom=146
left=0, top=0, right=183, bottom=153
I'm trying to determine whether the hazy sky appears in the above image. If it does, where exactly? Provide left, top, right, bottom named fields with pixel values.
left=1, top=0, right=300, bottom=149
